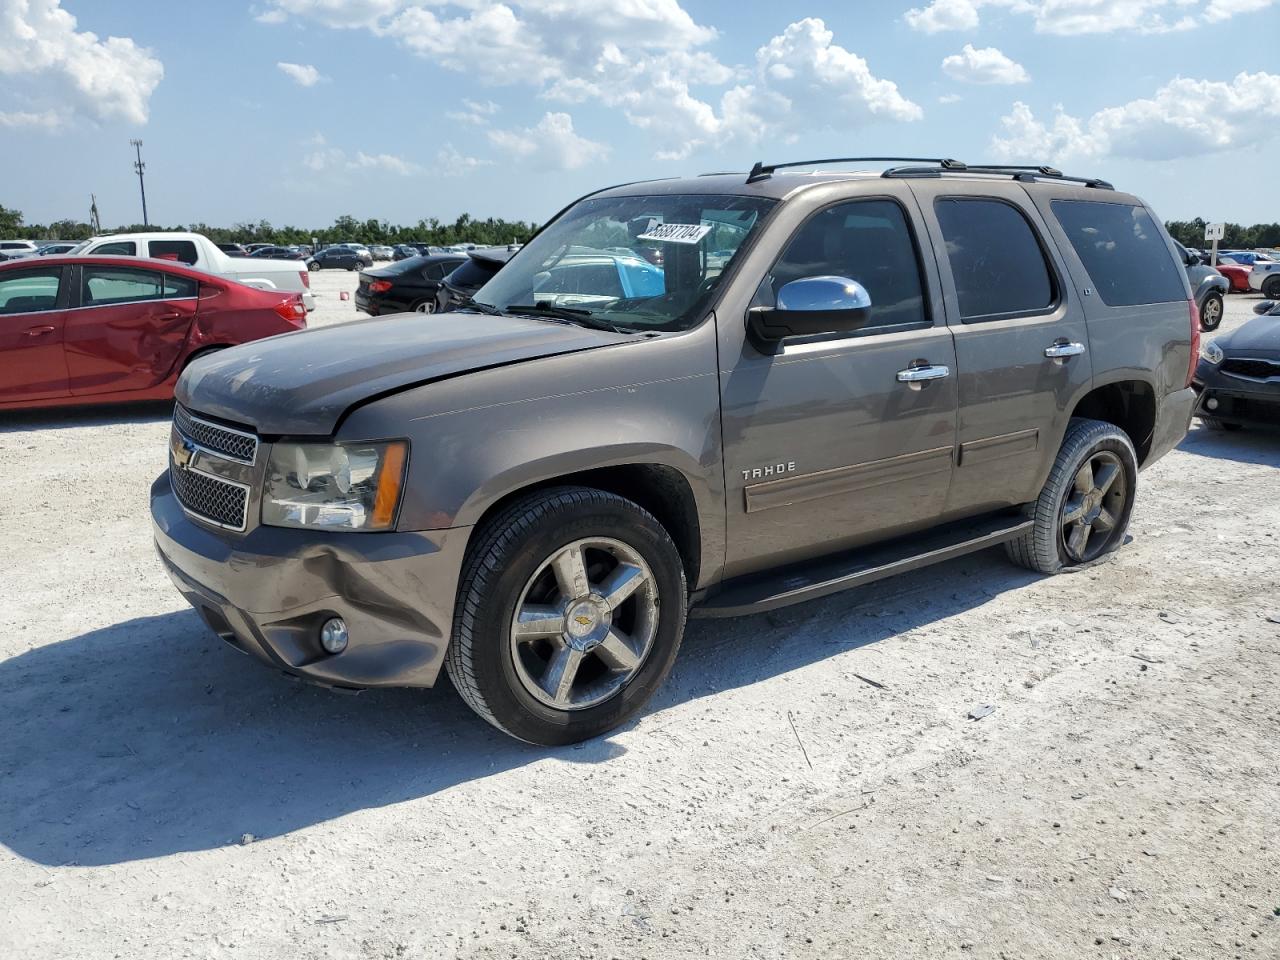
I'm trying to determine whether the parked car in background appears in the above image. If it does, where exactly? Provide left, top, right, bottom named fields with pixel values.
left=392, top=244, right=418, bottom=261
left=369, top=244, right=395, bottom=261
left=248, top=245, right=304, bottom=260
left=0, top=240, right=39, bottom=261
left=1194, top=298, right=1280, bottom=429
left=307, top=246, right=366, bottom=271
left=434, top=247, right=517, bottom=311
left=243, top=243, right=272, bottom=256
left=1175, top=241, right=1229, bottom=331
left=1218, top=252, right=1270, bottom=267
left=217, top=243, right=249, bottom=257
left=0, top=254, right=306, bottom=410
left=36, top=242, right=78, bottom=256
left=355, top=253, right=467, bottom=316
left=1214, top=258, right=1254, bottom=293
left=1248, top=260, right=1280, bottom=299
left=74, top=232, right=315, bottom=311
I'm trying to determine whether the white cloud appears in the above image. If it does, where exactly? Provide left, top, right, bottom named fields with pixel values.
left=255, top=0, right=405, bottom=29
left=942, top=44, right=1030, bottom=85
left=252, top=4, right=919, bottom=161
left=0, top=0, right=163, bottom=126
left=303, top=143, right=420, bottom=175
left=0, top=108, right=62, bottom=129
left=487, top=112, right=609, bottom=170
left=446, top=98, right=501, bottom=126
left=1203, top=0, right=1275, bottom=20
left=277, top=61, right=323, bottom=87
left=436, top=142, right=492, bottom=176
left=906, top=0, right=1207, bottom=35
left=938, top=93, right=963, bottom=104
left=991, top=72, right=1280, bottom=162
left=717, top=18, right=922, bottom=148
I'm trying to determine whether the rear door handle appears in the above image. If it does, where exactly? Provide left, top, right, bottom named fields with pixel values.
left=1045, top=341, right=1086, bottom=360
left=23, top=325, right=56, bottom=337
left=896, top=364, right=950, bottom=390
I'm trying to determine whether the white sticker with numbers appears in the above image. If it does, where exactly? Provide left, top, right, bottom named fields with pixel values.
left=636, top=222, right=713, bottom=244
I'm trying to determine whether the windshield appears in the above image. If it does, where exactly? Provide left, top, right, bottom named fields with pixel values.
left=473, top=194, right=776, bottom=332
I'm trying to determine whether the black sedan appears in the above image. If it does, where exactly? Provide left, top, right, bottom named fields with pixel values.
left=249, top=245, right=303, bottom=260
left=354, top=254, right=467, bottom=315
left=1194, top=299, right=1280, bottom=430
left=435, top=248, right=517, bottom=312
left=307, top=246, right=367, bottom=272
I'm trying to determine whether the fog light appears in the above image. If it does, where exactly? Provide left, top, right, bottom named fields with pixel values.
left=1206, top=396, right=1219, bottom=410
left=319, top=617, right=348, bottom=654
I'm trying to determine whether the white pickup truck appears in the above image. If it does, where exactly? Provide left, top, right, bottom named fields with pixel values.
left=72, top=232, right=316, bottom=310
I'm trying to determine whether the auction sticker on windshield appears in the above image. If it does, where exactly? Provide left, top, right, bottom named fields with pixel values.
left=637, top=223, right=713, bottom=244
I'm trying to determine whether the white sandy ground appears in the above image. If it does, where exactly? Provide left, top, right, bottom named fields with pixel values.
left=0, top=274, right=1277, bottom=959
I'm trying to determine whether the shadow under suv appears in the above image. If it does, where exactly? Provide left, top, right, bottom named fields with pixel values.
left=153, top=157, right=1198, bottom=744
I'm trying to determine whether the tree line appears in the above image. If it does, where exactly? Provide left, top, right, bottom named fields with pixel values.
left=0, top=204, right=538, bottom=247
left=5, top=202, right=1279, bottom=253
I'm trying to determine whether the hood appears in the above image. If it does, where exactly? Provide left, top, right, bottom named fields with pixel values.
left=1219, top=315, right=1280, bottom=357
left=178, top=311, right=628, bottom=435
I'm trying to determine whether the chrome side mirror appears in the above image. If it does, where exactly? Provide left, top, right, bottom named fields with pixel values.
left=748, top=276, right=873, bottom=349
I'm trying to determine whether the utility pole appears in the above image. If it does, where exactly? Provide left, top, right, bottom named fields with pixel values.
left=90, top=194, right=101, bottom=234
left=130, top=139, right=149, bottom=227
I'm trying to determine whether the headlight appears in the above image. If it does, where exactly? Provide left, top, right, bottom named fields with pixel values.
left=262, top=440, right=408, bottom=531
left=1200, top=339, right=1224, bottom=365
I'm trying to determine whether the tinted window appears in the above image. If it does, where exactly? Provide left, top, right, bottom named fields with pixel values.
left=82, top=267, right=172, bottom=305
left=935, top=198, right=1055, bottom=321
left=766, top=198, right=927, bottom=330
left=1051, top=200, right=1186, bottom=306
left=447, top=257, right=502, bottom=289
left=162, top=274, right=198, bottom=298
left=149, top=240, right=198, bottom=265
left=422, top=263, right=445, bottom=280
left=0, top=267, right=62, bottom=314
left=93, top=241, right=137, bottom=256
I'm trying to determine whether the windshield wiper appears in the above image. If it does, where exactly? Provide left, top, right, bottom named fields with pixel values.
left=502, top=303, right=630, bottom=334
left=459, top=299, right=504, bottom=315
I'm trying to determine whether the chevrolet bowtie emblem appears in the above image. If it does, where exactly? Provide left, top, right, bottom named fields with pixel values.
left=574, top=615, right=593, bottom=626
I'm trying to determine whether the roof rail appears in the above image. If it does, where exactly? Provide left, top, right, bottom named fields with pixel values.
left=882, top=162, right=1114, bottom=190
left=746, top=157, right=965, bottom=184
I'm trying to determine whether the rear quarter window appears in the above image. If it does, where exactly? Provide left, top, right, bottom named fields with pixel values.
left=1050, top=200, right=1186, bottom=306
left=149, top=240, right=199, bottom=265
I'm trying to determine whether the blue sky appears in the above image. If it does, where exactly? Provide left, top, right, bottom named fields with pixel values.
left=1, top=0, right=1275, bottom=231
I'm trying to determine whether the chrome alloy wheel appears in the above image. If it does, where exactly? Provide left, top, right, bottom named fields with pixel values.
left=509, top=537, right=658, bottom=711
left=1060, top=450, right=1127, bottom=564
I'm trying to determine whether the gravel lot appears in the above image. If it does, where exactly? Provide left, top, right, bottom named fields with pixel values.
left=1, top=275, right=1277, bottom=959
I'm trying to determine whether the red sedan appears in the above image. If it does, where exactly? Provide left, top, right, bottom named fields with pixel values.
left=0, top=255, right=306, bottom=410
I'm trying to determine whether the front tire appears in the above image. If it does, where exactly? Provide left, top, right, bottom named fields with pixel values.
left=444, top=487, right=688, bottom=745
left=1005, top=418, right=1138, bottom=574
left=307, top=261, right=320, bottom=272
left=1199, top=292, right=1224, bottom=331
left=413, top=299, right=435, bottom=314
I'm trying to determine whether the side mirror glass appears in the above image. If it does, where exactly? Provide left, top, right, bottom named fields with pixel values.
left=747, top=276, right=872, bottom=349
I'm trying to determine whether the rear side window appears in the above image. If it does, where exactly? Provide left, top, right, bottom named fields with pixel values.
left=0, top=267, right=62, bottom=314
left=1051, top=201, right=1187, bottom=306
left=93, top=240, right=137, bottom=256
left=148, top=239, right=199, bottom=265
left=83, top=267, right=170, bottom=305
left=935, top=198, right=1055, bottom=321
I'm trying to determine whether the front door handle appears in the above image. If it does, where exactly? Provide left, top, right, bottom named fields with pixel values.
left=896, top=364, right=951, bottom=390
left=1045, top=341, right=1086, bottom=360
left=23, top=325, right=56, bottom=337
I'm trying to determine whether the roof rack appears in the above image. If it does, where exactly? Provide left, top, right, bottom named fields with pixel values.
left=746, top=157, right=965, bottom=184
left=882, top=162, right=1114, bottom=190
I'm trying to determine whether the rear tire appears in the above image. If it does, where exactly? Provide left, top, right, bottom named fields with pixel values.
left=413, top=300, right=435, bottom=314
left=1263, top=277, right=1280, bottom=300
left=307, top=261, right=320, bottom=272
left=444, top=487, right=688, bottom=745
left=1005, top=418, right=1138, bottom=574
left=1199, top=292, right=1224, bottom=331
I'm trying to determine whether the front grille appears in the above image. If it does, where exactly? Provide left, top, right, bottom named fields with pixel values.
left=170, top=464, right=249, bottom=530
left=173, top=405, right=258, bottom=463
left=1221, top=358, right=1280, bottom=380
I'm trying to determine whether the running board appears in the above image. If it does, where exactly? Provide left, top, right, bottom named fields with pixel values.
left=691, top=514, right=1033, bottom=618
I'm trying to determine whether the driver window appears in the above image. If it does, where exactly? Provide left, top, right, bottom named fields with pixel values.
left=767, top=199, right=928, bottom=331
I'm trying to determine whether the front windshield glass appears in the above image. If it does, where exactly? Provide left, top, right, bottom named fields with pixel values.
left=472, top=194, right=776, bottom=332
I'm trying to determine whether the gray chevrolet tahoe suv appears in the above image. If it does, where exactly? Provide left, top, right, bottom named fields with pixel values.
left=153, top=158, right=1198, bottom=744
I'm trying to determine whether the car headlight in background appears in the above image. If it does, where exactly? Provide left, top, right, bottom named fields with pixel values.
left=262, top=440, right=408, bottom=531
left=1200, top=339, right=1224, bottom=365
